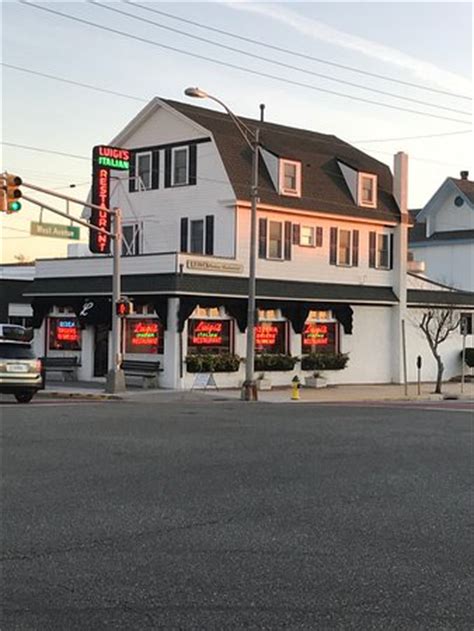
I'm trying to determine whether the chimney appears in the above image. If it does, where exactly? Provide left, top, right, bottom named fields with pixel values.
left=460, top=170, right=469, bottom=180
left=259, top=103, right=265, bottom=122
left=393, top=151, right=408, bottom=216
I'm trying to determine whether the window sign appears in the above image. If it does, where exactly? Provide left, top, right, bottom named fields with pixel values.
left=302, top=322, right=337, bottom=354
left=49, top=317, right=81, bottom=350
left=187, top=319, right=231, bottom=354
left=255, top=321, right=287, bottom=354
left=125, top=319, right=163, bottom=354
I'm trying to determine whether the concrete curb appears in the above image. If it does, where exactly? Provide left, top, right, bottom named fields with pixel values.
left=37, top=391, right=122, bottom=401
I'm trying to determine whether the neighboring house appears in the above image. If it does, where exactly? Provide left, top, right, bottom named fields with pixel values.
left=22, top=97, right=473, bottom=387
left=409, top=173, right=474, bottom=291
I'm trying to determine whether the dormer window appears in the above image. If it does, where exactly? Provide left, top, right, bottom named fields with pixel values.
left=279, top=159, right=301, bottom=197
left=358, top=173, right=377, bottom=208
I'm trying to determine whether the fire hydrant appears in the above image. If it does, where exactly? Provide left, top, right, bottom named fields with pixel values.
left=291, top=375, right=301, bottom=401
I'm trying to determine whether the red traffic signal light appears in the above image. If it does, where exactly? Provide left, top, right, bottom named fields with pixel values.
left=116, top=299, right=133, bottom=317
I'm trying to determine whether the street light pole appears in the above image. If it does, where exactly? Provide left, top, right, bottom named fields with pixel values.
left=106, top=207, right=125, bottom=394
left=185, top=87, right=259, bottom=400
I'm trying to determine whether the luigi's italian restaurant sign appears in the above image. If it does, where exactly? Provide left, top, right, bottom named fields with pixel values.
left=188, top=320, right=231, bottom=352
left=302, top=322, right=336, bottom=352
left=255, top=321, right=286, bottom=354
left=125, top=319, right=163, bottom=354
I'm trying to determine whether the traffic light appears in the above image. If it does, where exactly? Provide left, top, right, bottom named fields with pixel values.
left=116, top=298, right=133, bottom=317
left=1, top=174, right=22, bottom=213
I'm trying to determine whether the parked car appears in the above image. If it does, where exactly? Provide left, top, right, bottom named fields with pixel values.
left=0, top=324, right=42, bottom=403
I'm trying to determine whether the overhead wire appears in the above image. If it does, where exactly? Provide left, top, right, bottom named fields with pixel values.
left=18, top=1, right=471, bottom=125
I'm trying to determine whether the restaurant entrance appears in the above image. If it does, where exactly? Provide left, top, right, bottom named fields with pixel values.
left=94, top=324, right=109, bottom=377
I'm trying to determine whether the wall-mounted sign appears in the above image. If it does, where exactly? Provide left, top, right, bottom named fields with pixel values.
left=188, top=319, right=231, bottom=353
left=302, top=322, right=337, bottom=353
left=49, top=317, right=81, bottom=351
left=255, top=321, right=287, bottom=354
left=125, top=319, right=163, bottom=354
left=31, top=221, right=80, bottom=240
left=89, top=145, right=130, bottom=255
left=186, top=259, right=243, bottom=274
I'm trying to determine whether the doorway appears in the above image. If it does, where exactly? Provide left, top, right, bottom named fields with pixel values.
left=94, top=324, right=109, bottom=377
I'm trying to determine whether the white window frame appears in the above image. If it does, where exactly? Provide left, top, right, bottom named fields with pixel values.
left=337, top=229, right=352, bottom=267
left=267, top=220, right=284, bottom=260
left=376, top=233, right=390, bottom=269
left=135, top=151, right=152, bottom=191
left=190, top=218, right=205, bottom=254
left=171, top=146, right=189, bottom=186
left=300, top=225, right=315, bottom=247
left=122, top=222, right=142, bottom=256
left=358, top=173, right=377, bottom=208
left=279, top=159, right=301, bottom=197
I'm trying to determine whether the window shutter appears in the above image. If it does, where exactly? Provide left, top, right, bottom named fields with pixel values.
left=205, top=215, right=214, bottom=255
left=316, top=226, right=323, bottom=247
left=329, top=227, right=338, bottom=265
left=164, top=148, right=172, bottom=188
left=151, top=150, right=159, bottom=190
left=292, top=223, right=300, bottom=245
left=389, top=233, right=394, bottom=269
left=352, top=230, right=359, bottom=267
left=128, top=152, right=136, bottom=193
left=369, top=231, right=377, bottom=268
left=284, top=221, right=292, bottom=260
left=258, top=218, right=267, bottom=259
left=180, top=217, right=188, bottom=253
left=189, top=144, right=197, bottom=186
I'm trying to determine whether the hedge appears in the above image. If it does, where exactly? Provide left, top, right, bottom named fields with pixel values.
left=185, top=353, right=241, bottom=373
left=301, top=353, right=349, bottom=371
left=254, top=354, right=298, bottom=372
left=462, top=348, right=474, bottom=368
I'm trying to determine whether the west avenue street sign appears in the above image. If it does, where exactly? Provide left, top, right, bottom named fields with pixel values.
left=31, top=221, right=80, bottom=240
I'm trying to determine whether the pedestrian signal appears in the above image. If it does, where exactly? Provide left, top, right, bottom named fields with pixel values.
left=116, top=299, right=133, bottom=317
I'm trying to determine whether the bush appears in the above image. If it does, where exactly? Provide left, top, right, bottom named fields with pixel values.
left=185, top=353, right=241, bottom=373
left=301, top=353, right=349, bottom=371
left=462, top=348, right=474, bottom=368
left=254, top=354, right=298, bottom=372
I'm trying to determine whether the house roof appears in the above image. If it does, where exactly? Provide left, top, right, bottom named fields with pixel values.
left=162, top=99, right=401, bottom=224
left=449, top=177, right=474, bottom=204
left=409, top=223, right=474, bottom=244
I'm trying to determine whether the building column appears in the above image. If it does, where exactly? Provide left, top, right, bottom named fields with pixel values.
left=162, top=297, right=182, bottom=389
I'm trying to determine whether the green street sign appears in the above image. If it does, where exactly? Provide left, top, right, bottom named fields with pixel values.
left=30, top=221, right=80, bottom=240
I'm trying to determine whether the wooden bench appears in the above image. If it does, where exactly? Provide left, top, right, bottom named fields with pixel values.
left=122, top=360, right=162, bottom=389
left=41, top=356, right=80, bottom=382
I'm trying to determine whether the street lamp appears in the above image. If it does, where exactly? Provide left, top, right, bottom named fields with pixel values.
left=185, top=87, right=260, bottom=401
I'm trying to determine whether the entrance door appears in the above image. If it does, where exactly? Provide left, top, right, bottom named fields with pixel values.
left=94, top=324, right=109, bottom=377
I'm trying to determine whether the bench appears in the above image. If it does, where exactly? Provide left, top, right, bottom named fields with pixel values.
left=41, top=356, right=81, bottom=382
left=122, top=360, right=162, bottom=389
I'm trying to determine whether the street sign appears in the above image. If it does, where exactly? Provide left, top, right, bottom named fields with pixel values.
left=30, top=221, right=80, bottom=240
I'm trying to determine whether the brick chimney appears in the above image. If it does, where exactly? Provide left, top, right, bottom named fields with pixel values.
left=460, top=170, right=469, bottom=180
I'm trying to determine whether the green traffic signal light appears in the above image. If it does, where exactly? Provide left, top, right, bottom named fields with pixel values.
left=9, top=201, right=21, bottom=212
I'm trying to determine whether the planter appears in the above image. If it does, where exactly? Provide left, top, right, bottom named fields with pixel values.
left=462, top=348, right=474, bottom=368
left=304, top=375, right=328, bottom=389
left=301, top=353, right=349, bottom=371
left=254, top=354, right=298, bottom=372
left=185, top=353, right=241, bottom=373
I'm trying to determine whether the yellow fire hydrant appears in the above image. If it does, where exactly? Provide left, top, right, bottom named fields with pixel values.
left=291, top=375, right=301, bottom=401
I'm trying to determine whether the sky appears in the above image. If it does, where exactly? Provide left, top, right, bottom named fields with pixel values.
left=1, top=1, right=472, bottom=263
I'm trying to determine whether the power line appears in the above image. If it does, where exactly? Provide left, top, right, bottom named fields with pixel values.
left=126, top=1, right=472, bottom=102
left=1, top=141, right=90, bottom=161
left=19, top=1, right=471, bottom=125
left=353, top=130, right=473, bottom=143
left=89, top=0, right=470, bottom=117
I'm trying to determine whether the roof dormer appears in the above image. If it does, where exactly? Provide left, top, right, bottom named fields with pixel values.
left=338, top=160, right=377, bottom=208
left=279, top=158, right=301, bottom=197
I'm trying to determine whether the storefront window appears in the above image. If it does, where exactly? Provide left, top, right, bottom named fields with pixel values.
left=302, top=321, right=338, bottom=354
left=49, top=317, right=81, bottom=351
left=255, top=321, right=288, bottom=354
left=125, top=319, right=163, bottom=354
left=187, top=319, right=232, bottom=355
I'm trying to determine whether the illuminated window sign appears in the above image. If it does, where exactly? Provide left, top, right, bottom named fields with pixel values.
left=49, top=317, right=81, bottom=351
left=302, top=322, right=337, bottom=354
left=187, top=319, right=231, bottom=354
left=255, top=321, right=287, bottom=354
left=125, top=319, right=163, bottom=354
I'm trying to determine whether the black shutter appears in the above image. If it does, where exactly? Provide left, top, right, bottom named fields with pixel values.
left=369, top=231, right=377, bottom=268
left=205, top=215, right=214, bottom=255
left=329, top=227, right=338, bottom=265
left=292, top=223, right=300, bottom=245
left=128, top=152, right=136, bottom=192
left=284, top=221, right=292, bottom=260
left=189, top=144, right=197, bottom=186
left=258, top=218, right=267, bottom=259
left=151, top=150, right=159, bottom=190
left=180, top=217, right=188, bottom=253
left=316, top=226, right=323, bottom=247
left=352, top=230, right=359, bottom=267
left=164, top=148, right=172, bottom=188
left=389, top=233, right=394, bottom=269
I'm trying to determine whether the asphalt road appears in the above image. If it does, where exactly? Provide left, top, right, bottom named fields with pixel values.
left=1, top=399, right=472, bottom=630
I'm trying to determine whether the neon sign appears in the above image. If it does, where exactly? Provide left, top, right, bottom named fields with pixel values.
left=49, top=317, right=81, bottom=350
left=192, top=320, right=223, bottom=345
left=125, top=319, right=163, bottom=354
left=131, top=322, right=159, bottom=346
left=89, top=145, right=129, bottom=254
left=255, top=323, right=279, bottom=347
left=302, top=322, right=337, bottom=353
left=188, top=319, right=231, bottom=353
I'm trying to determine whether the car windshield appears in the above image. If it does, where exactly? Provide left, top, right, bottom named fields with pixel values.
left=0, top=344, right=36, bottom=360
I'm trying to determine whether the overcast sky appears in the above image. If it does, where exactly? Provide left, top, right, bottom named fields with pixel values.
left=1, top=1, right=472, bottom=263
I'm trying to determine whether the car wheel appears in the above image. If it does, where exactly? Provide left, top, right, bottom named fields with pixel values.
left=14, top=392, right=34, bottom=404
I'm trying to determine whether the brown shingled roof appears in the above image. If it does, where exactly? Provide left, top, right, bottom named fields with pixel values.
left=449, top=177, right=474, bottom=204
left=163, top=99, right=401, bottom=223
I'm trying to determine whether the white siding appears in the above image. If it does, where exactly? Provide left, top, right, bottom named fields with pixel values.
left=410, top=242, right=474, bottom=291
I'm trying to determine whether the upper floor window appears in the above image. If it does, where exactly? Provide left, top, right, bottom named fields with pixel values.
left=268, top=221, right=283, bottom=259
left=369, top=231, right=392, bottom=269
left=300, top=226, right=315, bottom=247
left=135, top=152, right=152, bottom=190
left=329, top=227, right=359, bottom=267
left=279, top=159, right=301, bottom=197
left=258, top=218, right=292, bottom=261
left=180, top=215, right=214, bottom=255
left=358, top=173, right=377, bottom=208
left=190, top=219, right=204, bottom=253
left=122, top=223, right=141, bottom=256
left=172, top=146, right=189, bottom=186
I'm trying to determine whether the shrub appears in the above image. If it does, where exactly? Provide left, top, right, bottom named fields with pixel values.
left=301, top=353, right=349, bottom=371
left=185, top=353, right=241, bottom=373
left=254, top=354, right=298, bottom=372
left=462, top=348, right=474, bottom=368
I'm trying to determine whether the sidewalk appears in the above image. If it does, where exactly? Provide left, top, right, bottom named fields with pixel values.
left=37, top=379, right=474, bottom=404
